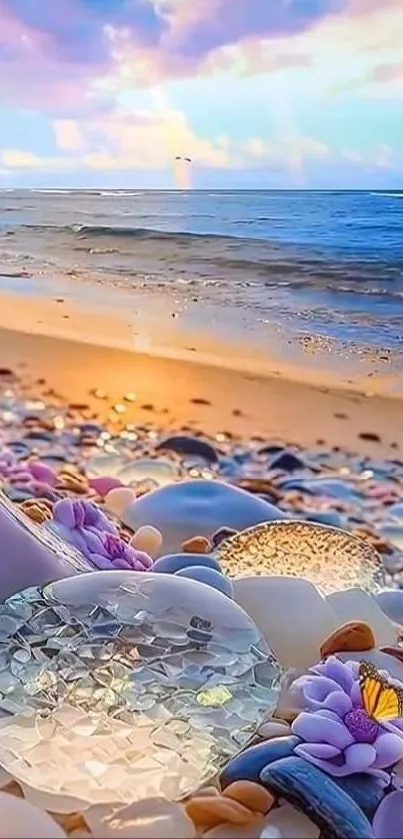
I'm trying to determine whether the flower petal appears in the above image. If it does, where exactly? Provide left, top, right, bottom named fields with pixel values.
left=296, top=742, right=341, bottom=759
left=323, top=690, right=352, bottom=716
left=344, top=743, right=377, bottom=772
left=322, top=657, right=356, bottom=693
left=373, top=733, right=403, bottom=769
left=373, top=790, right=403, bottom=839
left=292, top=712, right=353, bottom=749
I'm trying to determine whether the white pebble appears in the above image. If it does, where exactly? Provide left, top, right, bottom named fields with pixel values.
left=104, top=487, right=136, bottom=517
left=131, top=525, right=163, bottom=558
left=0, top=792, right=65, bottom=838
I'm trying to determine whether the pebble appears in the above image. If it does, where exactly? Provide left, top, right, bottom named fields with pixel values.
left=122, top=480, right=285, bottom=556
left=222, top=781, right=274, bottom=814
left=130, top=525, right=163, bottom=557
left=175, top=566, right=234, bottom=598
left=260, top=756, right=374, bottom=839
left=269, top=451, right=308, bottom=472
left=104, top=486, right=136, bottom=517
left=257, top=720, right=291, bottom=741
left=118, top=457, right=179, bottom=487
left=327, top=588, right=396, bottom=647
left=153, top=552, right=223, bottom=574
left=376, top=589, right=403, bottom=624
left=320, top=621, right=375, bottom=659
left=220, top=737, right=300, bottom=789
left=259, top=803, right=320, bottom=839
left=182, top=535, right=212, bottom=553
left=186, top=796, right=257, bottom=829
left=0, top=792, right=65, bottom=838
left=233, top=576, right=339, bottom=668
left=89, top=476, right=123, bottom=496
left=156, top=434, right=219, bottom=463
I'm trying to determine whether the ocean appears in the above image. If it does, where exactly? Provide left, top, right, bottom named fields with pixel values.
left=1, top=188, right=403, bottom=359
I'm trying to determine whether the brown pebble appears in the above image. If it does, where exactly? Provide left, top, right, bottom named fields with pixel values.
left=20, top=500, right=52, bottom=524
left=359, top=431, right=381, bottom=443
left=190, top=397, right=211, bottom=406
left=320, top=621, right=375, bottom=659
left=222, top=781, right=274, bottom=814
left=185, top=797, right=259, bottom=829
left=182, top=535, right=212, bottom=553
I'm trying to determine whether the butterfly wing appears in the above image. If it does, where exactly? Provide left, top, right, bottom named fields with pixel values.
left=359, top=661, right=403, bottom=721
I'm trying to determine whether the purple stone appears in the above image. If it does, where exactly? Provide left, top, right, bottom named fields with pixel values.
left=344, top=708, right=379, bottom=744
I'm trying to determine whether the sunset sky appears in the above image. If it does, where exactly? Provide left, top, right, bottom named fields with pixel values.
left=0, top=0, right=401, bottom=188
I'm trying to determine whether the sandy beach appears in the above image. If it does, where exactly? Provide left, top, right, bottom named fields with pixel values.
left=1, top=287, right=403, bottom=459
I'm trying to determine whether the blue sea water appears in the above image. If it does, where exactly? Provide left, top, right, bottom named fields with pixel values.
left=1, top=188, right=403, bottom=354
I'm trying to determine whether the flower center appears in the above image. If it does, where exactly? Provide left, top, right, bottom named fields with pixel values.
left=344, top=708, right=379, bottom=743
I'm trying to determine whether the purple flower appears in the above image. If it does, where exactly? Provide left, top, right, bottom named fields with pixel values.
left=50, top=498, right=153, bottom=572
left=88, top=532, right=153, bottom=572
left=291, top=656, right=403, bottom=784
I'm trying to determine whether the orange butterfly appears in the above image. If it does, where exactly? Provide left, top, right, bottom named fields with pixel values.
left=359, top=661, right=403, bottom=722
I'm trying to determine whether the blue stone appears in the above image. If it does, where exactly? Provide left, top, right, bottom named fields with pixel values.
left=156, top=435, right=218, bottom=463
left=260, top=756, right=374, bottom=839
left=175, top=566, right=234, bottom=598
left=153, top=553, right=222, bottom=574
left=334, top=774, right=384, bottom=821
left=220, top=736, right=300, bottom=788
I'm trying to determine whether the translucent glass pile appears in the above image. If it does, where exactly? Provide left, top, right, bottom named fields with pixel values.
left=0, top=572, right=281, bottom=811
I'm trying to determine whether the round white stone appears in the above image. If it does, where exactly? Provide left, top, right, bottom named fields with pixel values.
left=104, top=487, right=136, bottom=517
left=130, top=525, right=163, bottom=557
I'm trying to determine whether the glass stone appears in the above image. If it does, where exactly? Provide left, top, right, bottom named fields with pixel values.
left=0, top=571, right=281, bottom=812
left=117, top=458, right=179, bottom=487
left=218, top=520, right=385, bottom=595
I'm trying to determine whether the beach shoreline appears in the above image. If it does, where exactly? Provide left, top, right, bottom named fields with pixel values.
left=1, top=287, right=403, bottom=459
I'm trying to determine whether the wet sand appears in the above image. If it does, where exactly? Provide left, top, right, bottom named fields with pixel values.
left=0, top=290, right=402, bottom=459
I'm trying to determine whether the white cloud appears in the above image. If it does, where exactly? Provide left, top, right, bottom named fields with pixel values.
left=53, top=120, right=86, bottom=151
left=0, top=150, right=73, bottom=170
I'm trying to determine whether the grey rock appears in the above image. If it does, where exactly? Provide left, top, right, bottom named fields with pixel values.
left=122, top=479, right=285, bottom=556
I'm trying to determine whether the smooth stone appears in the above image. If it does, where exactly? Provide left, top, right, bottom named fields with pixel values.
left=86, top=453, right=127, bottom=478
left=186, top=797, right=257, bottom=829
left=122, top=480, right=285, bottom=556
left=234, top=577, right=339, bottom=669
left=378, top=524, right=403, bottom=551
left=327, top=588, right=396, bottom=646
left=337, top=648, right=403, bottom=682
left=182, top=535, right=212, bottom=553
left=28, top=462, right=57, bottom=485
left=320, top=621, right=375, bottom=659
left=156, top=435, right=219, bottom=463
left=260, top=757, right=374, bottom=839
left=175, top=566, right=234, bottom=598
left=269, top=452, right=307, bottom=472
left=260, top=803, right=320, bottom=839
left=130, top=525, right=163, bottom=558
left=153, top=553, right=223, bottom=574
left=118, top=458, right=179, bottom=487
left=0, top=792, right=65, bottom=838
left=0, top=492, right=90, bottom=601
left=89, top=476, right=123, bottom=496
left=257, top=721, right=291, bottom=740
left=93, top=798, right=196, bottom=838
left=104, top=487, right=136, bottom=517
left=222, top=781, right=274, bottom=814
left=220, top=737, right=300, bottom=789
left=333, top=774, right=384, bottom=821
left=306, top=511, right=343, bottom=528
left=204, top=825, right=263, bottom=839
left=376, top=590, right=403, bottom=625
left=212, top=528, right=237, bottom=549
left=372, top=790, right=403, bottom=839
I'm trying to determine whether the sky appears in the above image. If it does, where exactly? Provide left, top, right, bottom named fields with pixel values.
left=0, top=0, right=402, bottom=189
